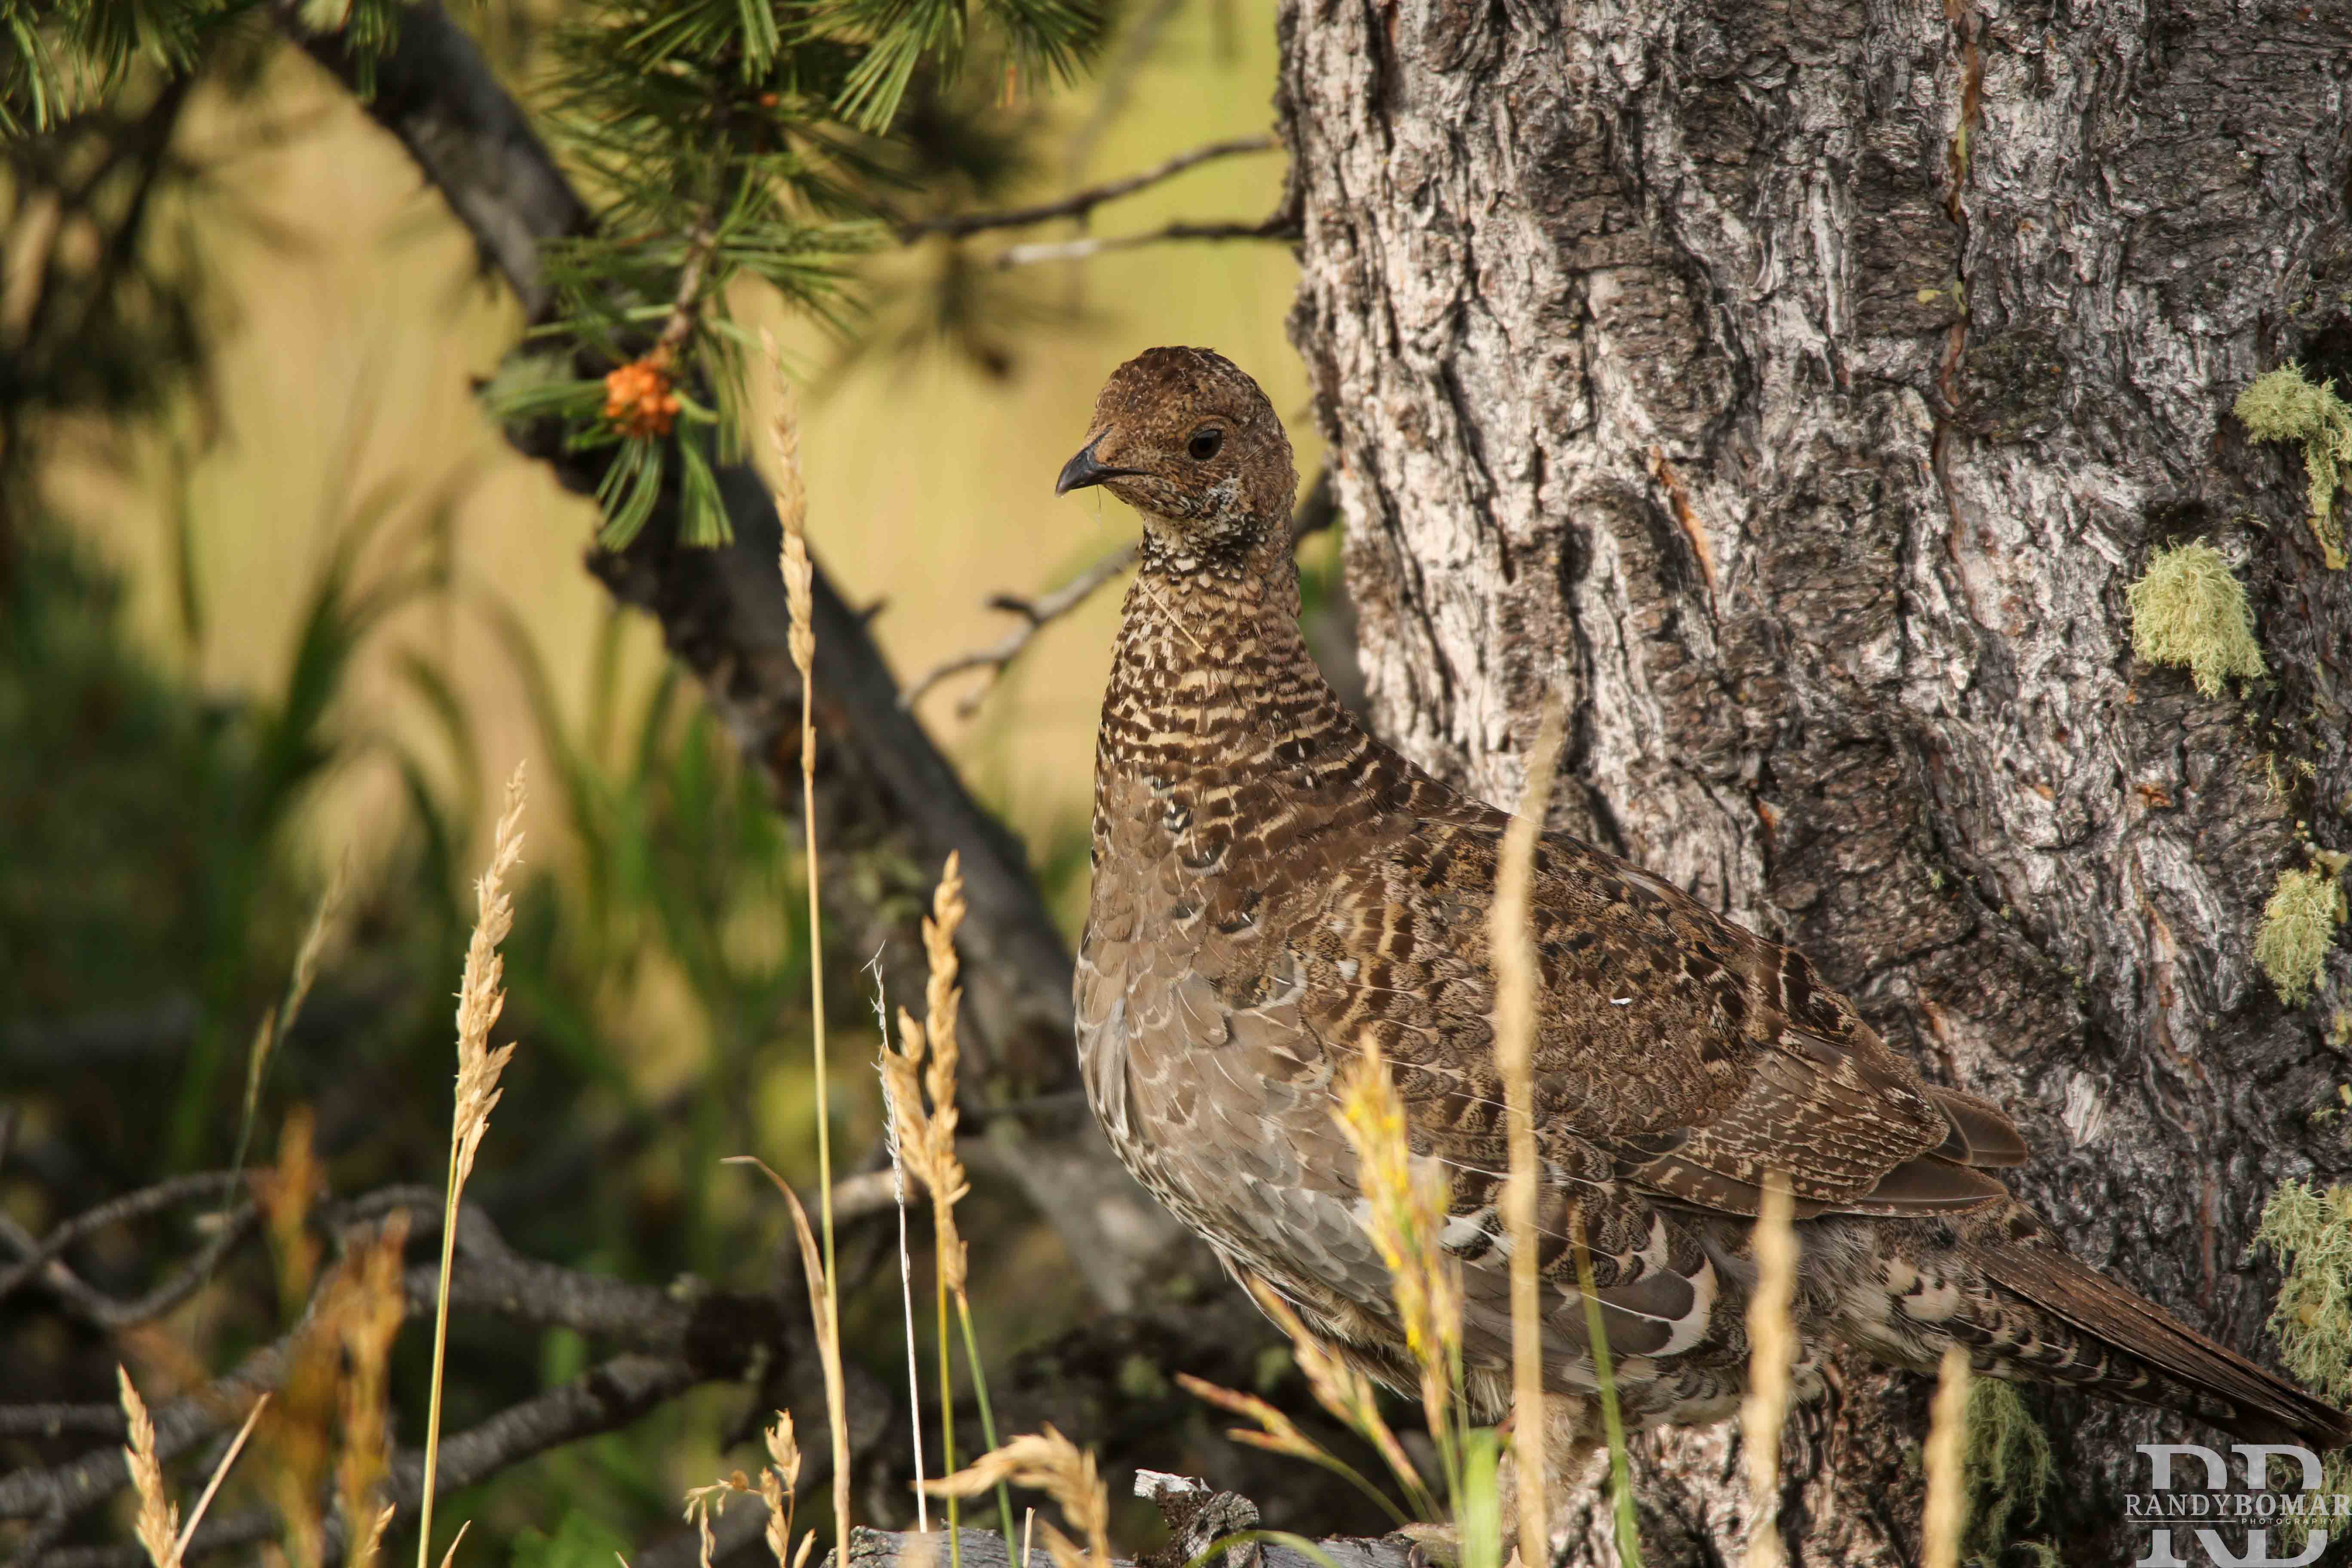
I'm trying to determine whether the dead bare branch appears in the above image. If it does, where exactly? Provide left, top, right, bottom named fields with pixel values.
left=0, top=1409, right=126, bottom=1441
left=902, top=470, right=1334, bottom=718
left=0, top=1197, right=261, bottom=1334
left=0, top=1175, right=247, bottom=1306
left=901, top=138, right=1276, bottom=241
left=991, top=213, right=1296, bottom=269
left=901, top=543, right=1140, bottom=715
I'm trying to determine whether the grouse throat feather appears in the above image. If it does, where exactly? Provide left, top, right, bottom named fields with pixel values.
left=1064, top=345, right=2352, bottom=1460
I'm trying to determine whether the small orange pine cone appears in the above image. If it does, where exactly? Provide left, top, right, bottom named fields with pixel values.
left=603, top=354, right=681, bottom=438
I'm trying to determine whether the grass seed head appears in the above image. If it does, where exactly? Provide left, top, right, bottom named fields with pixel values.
left=760, top=328, right=815, bottom=676
left=118, top=1366, right=180, bottom=1568
left=453, top=765, right=527, bottom=1186
left=758, top=1411, right=804, bottom=1567
left=927, top=1429, right=1111, bottom=1567
left=1332, top=1038, right=1461, bottom=1427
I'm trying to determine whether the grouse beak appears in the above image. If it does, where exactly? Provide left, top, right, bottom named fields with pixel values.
left=1055, top=430, right=1140, bottom=496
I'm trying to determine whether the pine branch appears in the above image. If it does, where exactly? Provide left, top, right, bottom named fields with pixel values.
left=270, top=0, right=1088, bottom=1109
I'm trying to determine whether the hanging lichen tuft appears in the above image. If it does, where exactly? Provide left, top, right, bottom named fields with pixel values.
left=2253, top=1181, right=2352, bottom=1552
left=2234, top=364, right=2352, bottom=569
left=2255, top=852, right=2348, bottom=1007
left=2125, top=541, right=2267, bottom=698
left=1961, top=1379, right=2058, bottom=1568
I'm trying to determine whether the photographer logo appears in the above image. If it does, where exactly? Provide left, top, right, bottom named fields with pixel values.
left=2129, top=1444, right=2348, bottom=1568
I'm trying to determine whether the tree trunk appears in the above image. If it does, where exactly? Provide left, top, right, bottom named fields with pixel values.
left=1278, top=0, right=2352, bottom=1560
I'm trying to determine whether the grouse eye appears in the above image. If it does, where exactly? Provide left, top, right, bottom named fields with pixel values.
left=1187, top=428, right=1225, bottom=462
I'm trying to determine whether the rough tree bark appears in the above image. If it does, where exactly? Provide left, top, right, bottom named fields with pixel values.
left=1279, top=0, right=2352, bottom=1560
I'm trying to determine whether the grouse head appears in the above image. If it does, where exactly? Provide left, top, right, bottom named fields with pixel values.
left=1055, top=347, right=1296, bottom=557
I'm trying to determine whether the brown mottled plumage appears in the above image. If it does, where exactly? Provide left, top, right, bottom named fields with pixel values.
left=1062, top=346, right=2352, bottom=1480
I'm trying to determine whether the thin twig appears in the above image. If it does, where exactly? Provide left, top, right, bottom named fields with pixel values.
left=901, top=544, right=1139, bottom=713
left=654, top=219, right=722, bottom=360
left=903, top=137, right=1275, bottom=239
left=992, top=214, right=1295, bottom=269
left=1060, top=0, right=1189, bottom=181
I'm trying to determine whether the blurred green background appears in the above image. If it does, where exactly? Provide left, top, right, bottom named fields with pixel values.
left=3, top=1, right=1328, bottom=1557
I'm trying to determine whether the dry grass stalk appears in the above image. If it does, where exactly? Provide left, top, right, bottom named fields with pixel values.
left=928, top=1429, right=1111, bottom=1568
left=1921, top=1346, right=1971, bottom=1568
left=874, top=1035, right=931, bottom=1531
left=1739, top=1172, right=1799, bottom=1568
left=252, top=1197, right=407, bottom=1568
left=760, top=325, right=850, bottom=1559
left=727, top=1156, right=852, bottom=1565
left=253, top=1108, right=322, bottom=1327
left=225, top=862, right=347, bottom=1227
left=335, top=1214, right=411, bottom=1558
left=1566, top=1204, right=1642, bottom=1567
left=118, top=1366, right=270, bottom=1568
left=417, top=763, right=527, bottom=1568
left=174, top=1393, right=269, bottom=1564
left=435, top=1519, right=471, bottom=1568
left=882, top=855, right=1018, bottom=1552
left=1487, top=706, right=1564, bottom=1568
left=254, top=1130, right=320, bottom=1564
left=1332, top=1037, right=1463, bottom=1443
left=1176, top=1368, right=1417, bottom=1531
left=1235, top=1276, right=1428, bottom=1517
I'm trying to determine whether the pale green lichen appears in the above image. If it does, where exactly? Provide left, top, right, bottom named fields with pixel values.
left=2253, top=1181, right=2352, bottom=1551
left=1961, top=1379, right=2058, bottom=1568
left=2234, top=364, right=2352, bottom=570
left=2255, top=856, right=2348, bottom=1007
left=2126, top=541, right=2267, bottom=697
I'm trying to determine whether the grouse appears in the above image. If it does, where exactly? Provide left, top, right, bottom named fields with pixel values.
left=1063, top=345, right=2351, bottom=1496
